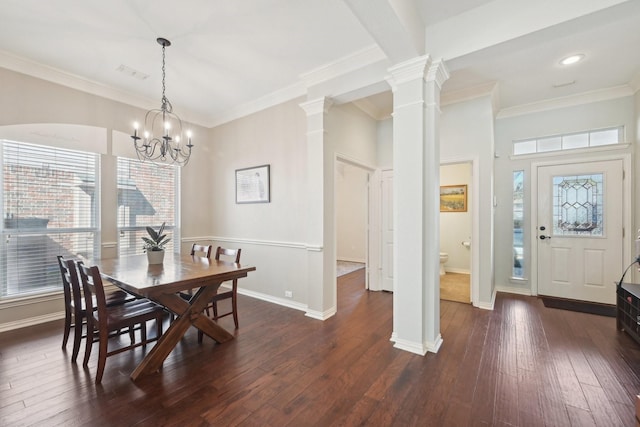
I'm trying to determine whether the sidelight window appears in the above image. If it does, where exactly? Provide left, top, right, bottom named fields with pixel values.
left=513, top=170, right=524, bottom=278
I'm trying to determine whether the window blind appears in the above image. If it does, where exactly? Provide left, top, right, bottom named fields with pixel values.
left=116, top=158, right=177, bottom=256
left=1, top=140, right=99, bottom=298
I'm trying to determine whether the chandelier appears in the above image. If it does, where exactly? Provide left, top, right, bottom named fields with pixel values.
left=131, top=37, right=193, bottom=166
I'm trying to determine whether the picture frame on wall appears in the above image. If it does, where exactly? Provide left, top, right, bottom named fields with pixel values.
left=236, top=164, right=270, bottom=204
left=440, top=184, right=467, bottom=212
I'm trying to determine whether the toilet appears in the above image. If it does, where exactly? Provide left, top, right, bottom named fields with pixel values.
left=439, top=253, right=448, bottom=276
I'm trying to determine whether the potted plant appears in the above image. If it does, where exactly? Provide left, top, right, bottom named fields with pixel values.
left=142, top=222, right=171, bottom=264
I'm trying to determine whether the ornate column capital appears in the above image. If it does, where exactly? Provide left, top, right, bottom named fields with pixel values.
left=299, top=97, right=333, bottom=117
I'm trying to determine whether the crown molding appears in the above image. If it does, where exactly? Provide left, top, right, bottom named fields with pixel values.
left=387, top=55, right=432, bottom=88
left=299, top=44, right=387, bottom=88
left=299, top=97, right=334, bottom=116
left=425, top=59, right=450, bottom=89
left=496, top=84, right=635, bottom=119
left=206, top=82, right=307, bottom=127
left=441, top=81, right=498, bottom=106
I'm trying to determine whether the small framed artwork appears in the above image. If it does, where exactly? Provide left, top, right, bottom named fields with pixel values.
left=440, top=184, right=467, bottom=212
left=236, top=164, right=270, bottom=204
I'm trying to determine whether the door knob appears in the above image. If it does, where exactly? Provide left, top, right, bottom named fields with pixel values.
left=539, top=235, right=551, bottom=240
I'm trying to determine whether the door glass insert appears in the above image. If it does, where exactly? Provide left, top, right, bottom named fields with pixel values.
left=552, top=174, right=603, bottom=236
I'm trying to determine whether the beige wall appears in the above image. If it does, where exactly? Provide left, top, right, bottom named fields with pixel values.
left=336, top=162, right=368, bottom=263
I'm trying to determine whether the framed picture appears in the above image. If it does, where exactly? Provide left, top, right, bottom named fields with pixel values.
left=440, top=184, right=467, bottom=212
left=236, top=164, right=270, bottom=204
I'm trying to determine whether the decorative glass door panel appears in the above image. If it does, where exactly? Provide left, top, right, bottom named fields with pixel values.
left=552, top=174, right=603, bottom=236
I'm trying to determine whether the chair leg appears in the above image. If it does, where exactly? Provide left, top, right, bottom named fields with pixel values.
left=129, top=326, right=135, bottom=344
left=232, top=290, right=239, bottom=329
left=71, top=315, right=84, bottom=363
left=156, top=314, right=163, bottom=338
left=141, top=322, right=147, bottom=347
left=83, top=320, right=94, bottom=368
left=95, top=329, right=108, bottom=384
left=62, top=311, right=72, bottom=349
left=197, top=329, right=204, bottom=343
left=212, top=301, right=218, bottom=320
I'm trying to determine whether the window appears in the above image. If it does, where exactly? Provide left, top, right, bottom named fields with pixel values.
left=513, top=126, right=623, bottom=156
left=117, top=158, right=178, bottom=256
left=512, top=170, right=524, bottom=279
left=1, top=140, right=99, bottom=298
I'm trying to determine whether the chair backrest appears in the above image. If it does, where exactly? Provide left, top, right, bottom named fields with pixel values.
left=215, top=246, right=241, bottom=263
left=57, top=256, right=83, bottom=311
left=191, top=243, right=213, bottom=259
left=77, top=262, right=108, bottom=323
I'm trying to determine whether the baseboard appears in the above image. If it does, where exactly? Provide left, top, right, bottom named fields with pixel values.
left=392, top=337, right=427, bottom=356
left=0, top=311, right=64, bottom=333
left=337, top=258, right=366, bottom=264
left=474, top=289, right=496, bottom=311
left=495, top=285, right=532, bottom=296
left=445, top=268, right=470, bottom=275
left=305, top=307, right=337, bottom=321
left=235, top=287, right=308, bottom=313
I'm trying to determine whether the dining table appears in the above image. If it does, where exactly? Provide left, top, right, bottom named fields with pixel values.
left=92, top=252, right=256, bottom=381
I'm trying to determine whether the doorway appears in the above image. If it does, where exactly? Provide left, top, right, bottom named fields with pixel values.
left=335, top=160, right=370, bottom=287
left=440, top=162, right=472, bottom=303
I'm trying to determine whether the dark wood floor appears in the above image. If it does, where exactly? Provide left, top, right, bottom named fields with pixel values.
left=2, top=270, right=640, bottom=426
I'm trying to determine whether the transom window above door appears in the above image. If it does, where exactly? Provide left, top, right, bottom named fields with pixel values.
left=513, top=126, right=624, bottom=156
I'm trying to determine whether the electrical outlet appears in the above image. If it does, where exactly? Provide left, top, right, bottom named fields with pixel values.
left=285, top=290, right=293, bottom=298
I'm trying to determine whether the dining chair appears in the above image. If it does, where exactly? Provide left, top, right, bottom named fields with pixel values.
left=77, top=261, right=165, bottom=384
left=197, top=246, right=242, bottom=342
left=191, top=243, right=213, bottom=258
left=57, top=255, right=136, bottom=362
left=171, top=243, right=215, bottom=321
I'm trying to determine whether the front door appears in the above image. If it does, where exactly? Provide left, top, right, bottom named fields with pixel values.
left=536, top=159, right=623, bottom=304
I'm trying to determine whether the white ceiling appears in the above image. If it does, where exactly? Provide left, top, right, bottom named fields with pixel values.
left=0, top=0, right=638, bottom=126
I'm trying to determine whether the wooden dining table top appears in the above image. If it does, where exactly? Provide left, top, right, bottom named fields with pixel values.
left=94, top=253, right=256, bottom=297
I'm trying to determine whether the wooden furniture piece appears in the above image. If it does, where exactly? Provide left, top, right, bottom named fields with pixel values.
left=197, top=246, right=242, bottom=343
left=57, top=255, right=135, bottom=362
left=77, top=261, right=165, bottom=384
left=93, top=253, right=256, bottom=381
left=191, top=243, right=213, bottom=258
left=208, top=247, right=242, bottom=327
left=617, top=282, right=640, bottom=345
left=171, top=243, right=215, bottom=320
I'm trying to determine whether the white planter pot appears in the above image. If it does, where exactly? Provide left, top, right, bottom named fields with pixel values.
left=146, top=250, right=165, bottom=265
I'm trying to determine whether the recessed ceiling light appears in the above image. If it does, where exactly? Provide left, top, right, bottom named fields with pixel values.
left=559, top=54, right=585, bottom=66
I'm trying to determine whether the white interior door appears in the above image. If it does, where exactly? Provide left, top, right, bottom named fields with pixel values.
left=381, top=170, right=394, bottom=292
left=536, top=159, right=623, bottom=304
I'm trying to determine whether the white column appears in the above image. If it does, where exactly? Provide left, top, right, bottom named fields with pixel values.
left=387, top=56, right=449, bottom=355
left=299, top=97, right=336, bottom=320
